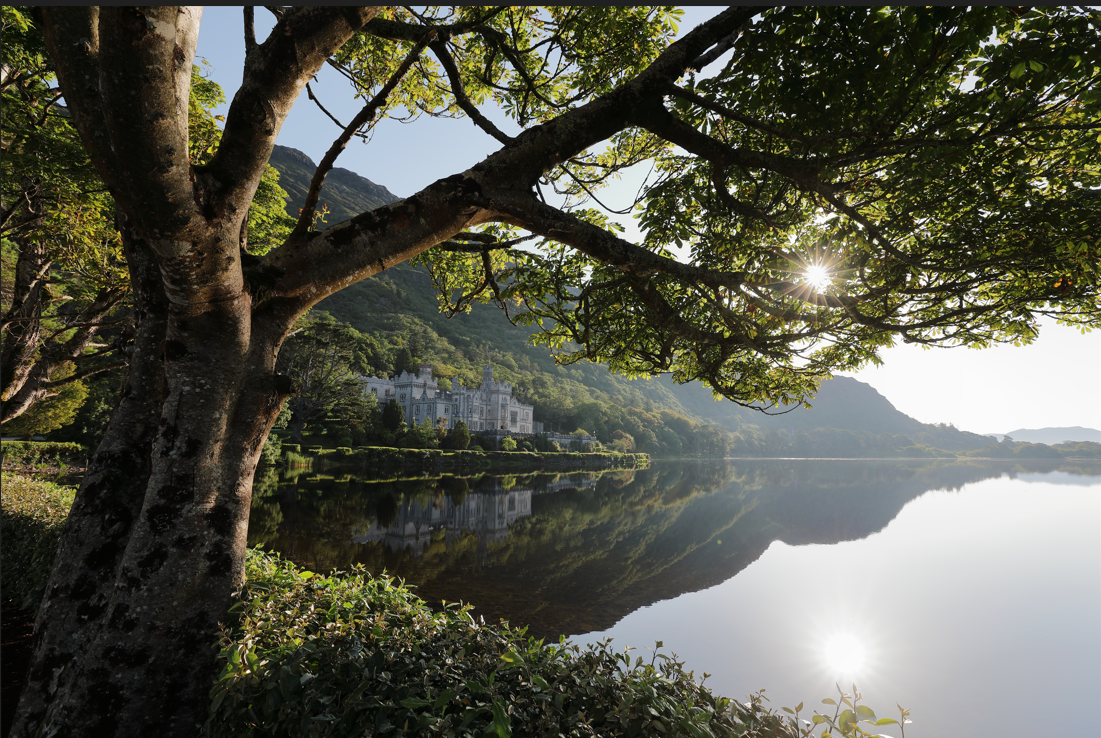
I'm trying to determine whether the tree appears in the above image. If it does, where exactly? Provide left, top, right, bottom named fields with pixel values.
left=1, top=7, right=128, bottom=425
left=450, top=418, right=471, bottom=450
left=1, top=7, right=295, bottom=429
left=500, top=436, right=517, bottom=451
left=381, top=397, right=405, bottom=432
left=276, top=312, right=374, bottom=443
left=16, top=6, right=1099, bottom=737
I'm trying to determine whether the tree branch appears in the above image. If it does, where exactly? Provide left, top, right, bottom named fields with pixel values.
left=209, top=7, right=382, bottom=219
left=243, top=7, right=258, bottom=56
left=431, top=40, right=513, bottom=144
left=293, top=27, right=437, bottom=237
left=39, top=8, right=123, bottom=195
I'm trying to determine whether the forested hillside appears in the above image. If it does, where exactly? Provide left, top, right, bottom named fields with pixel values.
left=263, top=146, right=996, bottom=458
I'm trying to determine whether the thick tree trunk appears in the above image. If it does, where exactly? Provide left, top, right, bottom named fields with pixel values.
left=10, top=225, right=291, bottom=737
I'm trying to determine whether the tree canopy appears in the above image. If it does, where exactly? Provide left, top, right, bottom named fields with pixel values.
left=11, top=7, right=1100, bottom=737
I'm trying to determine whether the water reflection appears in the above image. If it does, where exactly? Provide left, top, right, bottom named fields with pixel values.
left=249, top=459, right=1099, bottom=640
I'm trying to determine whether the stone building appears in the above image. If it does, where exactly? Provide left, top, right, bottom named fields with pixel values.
left=362, top=364, right=535, bottom=433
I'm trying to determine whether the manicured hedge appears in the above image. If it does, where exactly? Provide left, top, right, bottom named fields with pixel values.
left=0, top=474, right=76, bottom=611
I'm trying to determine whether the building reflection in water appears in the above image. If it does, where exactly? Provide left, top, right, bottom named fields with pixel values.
left=351, top=475, right=598, bottom=562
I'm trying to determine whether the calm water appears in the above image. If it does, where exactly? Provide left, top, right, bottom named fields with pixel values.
left=250, top=459, right=1101, bottom=738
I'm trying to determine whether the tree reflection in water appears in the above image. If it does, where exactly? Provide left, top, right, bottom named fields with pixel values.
left=249, top=459, right=1099, bottom=639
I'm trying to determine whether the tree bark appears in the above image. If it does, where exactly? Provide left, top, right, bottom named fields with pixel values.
left=11, top=7, right=382, bottom=736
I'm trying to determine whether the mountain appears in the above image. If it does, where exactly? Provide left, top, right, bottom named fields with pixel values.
left=268, top=148, right=996, bottom=455
left=998, top=427, right=1101, bottom=444
left=269, top=145, right=399, bottom=224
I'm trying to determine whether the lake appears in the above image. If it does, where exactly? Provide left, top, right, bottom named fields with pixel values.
left=249, top=459, right=1101, bottom=738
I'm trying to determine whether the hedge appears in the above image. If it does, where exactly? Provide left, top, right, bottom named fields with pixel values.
left=0, top=474, right=76, bottom=611
left=1, top=441, right=87, bottom=469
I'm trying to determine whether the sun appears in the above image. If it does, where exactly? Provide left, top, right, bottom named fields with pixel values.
left=821, top=633, right=867, bottom=676
left=804, top=264, right=831, bottom=292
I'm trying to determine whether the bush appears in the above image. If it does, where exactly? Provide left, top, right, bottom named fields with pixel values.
left=500, top=437, right=517, bottom=451
left=1, top=441, right=87, bottom=468
left=206, top=550, right=809, bottom=738
left=260, top=434, right=283, bottom=465
left=0, top=474, right=76, bottom=612
left=470, top=445, right=484, bottom=452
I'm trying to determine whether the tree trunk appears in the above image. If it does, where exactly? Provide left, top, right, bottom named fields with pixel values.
left=10, top=225, right=291, bottom=737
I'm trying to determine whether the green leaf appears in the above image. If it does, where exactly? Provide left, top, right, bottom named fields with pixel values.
left=400, top=697, right=431, bottom=709
left=490, top=700, right=512, bottom=738
left=856, top=705, right=876, bottom=721
left=433, top=688, right=457, bottom=712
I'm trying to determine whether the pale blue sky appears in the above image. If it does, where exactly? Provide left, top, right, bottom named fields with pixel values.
left=194, top=7, right=1100, bottom=435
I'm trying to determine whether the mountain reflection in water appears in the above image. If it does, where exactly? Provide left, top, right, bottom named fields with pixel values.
left=249, top=459, right=1099, bottom=639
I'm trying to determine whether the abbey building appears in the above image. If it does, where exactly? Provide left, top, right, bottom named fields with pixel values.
left=362, top=365, right=535, bottom=434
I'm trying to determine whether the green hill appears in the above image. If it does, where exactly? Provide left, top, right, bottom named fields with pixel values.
left=269, top=149, right=997, bottom=457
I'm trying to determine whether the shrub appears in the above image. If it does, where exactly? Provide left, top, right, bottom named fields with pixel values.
left=0, top=474, right=76, bottom=612
left=260, top=433, right=283, bottom=466
left=500, top=436, right=517, bottom=451
left=1, top=441, right=87, bottom=468
left=206, top=550, right=804, bottom=738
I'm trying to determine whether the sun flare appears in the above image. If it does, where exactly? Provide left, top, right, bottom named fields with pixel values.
left=822, top=633, right=867, bottom=676
left=804, top=264, right=831, bottom=292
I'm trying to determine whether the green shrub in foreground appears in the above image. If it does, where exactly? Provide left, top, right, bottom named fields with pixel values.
left=0, top=473, right=76, bottom=611
left=208, top=552, right=909, bottom=738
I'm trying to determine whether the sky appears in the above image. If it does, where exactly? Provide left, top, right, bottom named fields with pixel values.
left=193, top=7, right=1101, bottom=436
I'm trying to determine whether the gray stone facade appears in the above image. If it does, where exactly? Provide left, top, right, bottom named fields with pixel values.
left=362, top=365, right=535, bottom=433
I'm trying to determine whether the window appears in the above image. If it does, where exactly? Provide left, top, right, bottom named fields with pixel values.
left=415, top=406, right=420, bottom=416
left=444, top=406, right=449, bottom=414
left=510, top=411, right=518, bottom=424
left=400, top=394, right=405, bottom=402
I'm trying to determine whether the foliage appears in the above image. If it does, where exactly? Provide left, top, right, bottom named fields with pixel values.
left=277, top=312, right=378, bottom=443
left=414, top=6, right=1099, bottom=407
left=0, top=472, right=76, bottom=611
left=405, top=417, right=441, bottom=449
left=0, top=440, right=86, bottom=468
left=450, top=419, right=471, bottom=450
left=500, top=436, right=517, bottom=451
left=207, top=548, right=841, bottom=738
left=2, top=372, right=87, bottom=436
left=260, top=433, right=283, bottom=466
left=381, top=398, right=406, bottom=433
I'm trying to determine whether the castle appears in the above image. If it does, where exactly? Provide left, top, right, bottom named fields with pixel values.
left=362, top=365, right=536, bottom=434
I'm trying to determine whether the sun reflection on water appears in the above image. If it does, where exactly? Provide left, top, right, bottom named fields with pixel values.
left=821, top=632, right=868, bottom=678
